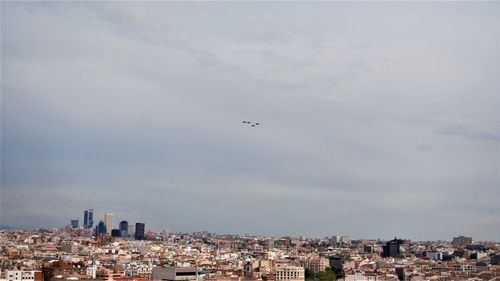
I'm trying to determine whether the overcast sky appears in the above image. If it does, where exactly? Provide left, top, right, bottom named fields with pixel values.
left=1, top=2, right=499, bottom=241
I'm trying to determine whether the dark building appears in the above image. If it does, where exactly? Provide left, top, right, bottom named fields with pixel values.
left=84, top=209, right=94, bottom=228
left=395, top=266, right=405, bottom=281
left=119, top=220, right=129, bottom=237
left=111, top=229, right=121, bottom=237
left=84, top=210, right=89, bottom=228
left=453, top=249, right=468, bottom=259
left=135, top=222, right=145, bottom=240
left=465, top=244, right=485, bottom=251
left=88, top=209, right=94, bottom=228
left=491, top=254, right=500, bottom=265
left=383, top=238, right=403, bottom=258
left=70, top=219, right=79, bottom=228
left=328, top=256, right=342, bottom=268
left=364, top=245, right=373, bottom=254
left=95, top=220, right=106, bottom=236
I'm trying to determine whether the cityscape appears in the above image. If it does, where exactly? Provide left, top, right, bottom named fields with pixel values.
left=1, top=1, right=499, bottom=281
left=0, top=210, right=499, bottom=281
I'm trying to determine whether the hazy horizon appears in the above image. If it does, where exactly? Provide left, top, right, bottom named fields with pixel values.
left=1, top=2, right=499, bottom=241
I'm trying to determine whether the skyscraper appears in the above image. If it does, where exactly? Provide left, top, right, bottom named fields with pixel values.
left=104, top=213, right=114, bottom=234
left=88, top=209, right=94, bottom=228
left=135, top=222, right=145, bottom=240
left=95, top=220, right=106, bottom=236
left=119, top=221, right=128, bottom=237
left=84, top=210, right=89, bottom=228
left=128, top=224, right=134, bottom=236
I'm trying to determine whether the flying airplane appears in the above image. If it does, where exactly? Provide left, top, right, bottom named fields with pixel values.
left=242, top=121, right=261, bottom=127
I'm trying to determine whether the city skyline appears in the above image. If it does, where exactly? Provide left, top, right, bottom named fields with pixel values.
left=1, top=2, right=499, bottom=241
left=0, top=207, right=492, bottom=243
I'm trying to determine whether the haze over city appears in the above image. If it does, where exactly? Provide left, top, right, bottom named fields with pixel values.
left=1, top=2, right=499, bottom=241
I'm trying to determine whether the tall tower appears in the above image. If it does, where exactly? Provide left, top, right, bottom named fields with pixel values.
left=135, top=222, right=145, bottom=240
left=95, top=220, right=106, bottom=235
left=119, top=221, right=129, bottom=237
left=104, top=213, right=114, bottom=234
left=84, top=210, right=89, bottom=228
left=128, top=224, right=134, bottom=236
left=88, top=209, right=94, bottom=228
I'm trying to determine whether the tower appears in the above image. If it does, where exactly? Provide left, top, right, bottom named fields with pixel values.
left=119, top=221, right=129, bottom=237
left=128, top=224, right=134, bottom=236
left=84, top=210, right=89, bottom=228
left=95, top=220, right=106, bottom=236
left=88, top=209, right=94, bottom=228
left=104, top=213, right=114, bottom=235
left=135, top=222, right=145, bottom=240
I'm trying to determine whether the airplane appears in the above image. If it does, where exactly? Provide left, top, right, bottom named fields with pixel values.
left=242, top=121, right=261, bottom=127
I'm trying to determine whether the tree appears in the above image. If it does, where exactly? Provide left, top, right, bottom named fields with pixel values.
left=305, top=269, right=313, bottom=279
left=316, top=270, right=336, bottom=281
left=331, top=265, right=344, bottom=279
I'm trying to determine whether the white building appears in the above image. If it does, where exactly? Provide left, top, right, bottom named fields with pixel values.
left=87, top=264, right=97, bottom=279
left=344, top=274, right=377, bottom=281
left=6, top=271, right=43, bottom=281
left=275, top=265, right=304, bottom=281
left=151, top=267, right=199, bottom=281
left=104, top=213, right=114, bottom=234
left=426, top=251, right=443, bottom=260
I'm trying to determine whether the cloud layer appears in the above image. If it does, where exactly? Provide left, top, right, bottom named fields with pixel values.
left=1, top=2, right=499, bottom=240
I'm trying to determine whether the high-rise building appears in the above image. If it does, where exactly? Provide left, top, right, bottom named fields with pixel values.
left=70, top=219, right=79, bottom=228
left=128, top=224, right=134, bottom=236
left=452, top=235, right=472, bottom=248
left=104, top=213, right=114, bottom=234
left=88, top=209, right=94, bottom=228
left=119, top=221, right=129, bottom=237
left=383, top=238, right=403, bottom=258
left=95, top=220, right=106, bottom=236
left=135, top=222, right=145, bottom=240
left=83, top=209, right=94, bottom=228
left=84, top=210, right=89, bottom=228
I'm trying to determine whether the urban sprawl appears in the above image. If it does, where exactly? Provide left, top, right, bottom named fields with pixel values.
left=1, top=209, right=499, bottom=281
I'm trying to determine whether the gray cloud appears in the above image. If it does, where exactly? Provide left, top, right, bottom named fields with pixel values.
left=434, top=125, right=499, bottom=141
left=1, top=2, right=499, bottom=240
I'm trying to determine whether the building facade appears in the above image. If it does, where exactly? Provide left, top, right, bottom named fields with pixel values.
left=6, top=270, right=43, bottom=281
left=275, top=265, right=305, bottom=281
left=453, top=235, right=472, bottom=248
left=104, top=213, right=114, bottom=235
left=135, top=223, right=145, bottom=240
left=151, top=267, right=199, bottom=281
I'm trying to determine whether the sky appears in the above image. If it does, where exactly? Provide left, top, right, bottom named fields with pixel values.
left=1, top=2, right=499, bottom=241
